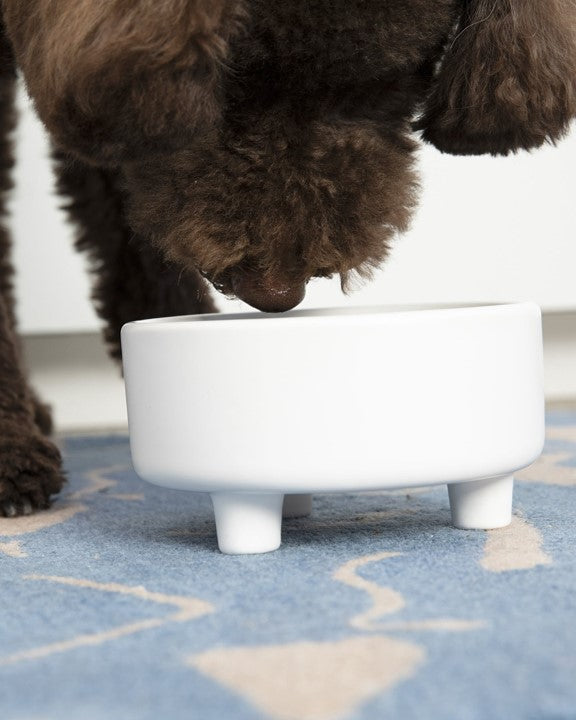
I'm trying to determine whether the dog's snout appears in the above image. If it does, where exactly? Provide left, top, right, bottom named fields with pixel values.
left=231, top=270, right=306, bottom=313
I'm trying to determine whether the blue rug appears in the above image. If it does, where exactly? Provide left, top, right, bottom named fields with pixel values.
left=1, top=412, right=575, bottom=720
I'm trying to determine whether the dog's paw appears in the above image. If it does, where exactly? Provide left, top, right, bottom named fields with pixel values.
left=0, top=434, right=65, bottom=517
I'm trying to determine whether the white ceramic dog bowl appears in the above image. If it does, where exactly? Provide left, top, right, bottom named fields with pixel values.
left=121, top=302, right=544, bottom=554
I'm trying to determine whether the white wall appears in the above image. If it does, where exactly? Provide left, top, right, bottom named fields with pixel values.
left=11, top=81, right=576, bottom=334
left=299, top=130, right=576, bottom=313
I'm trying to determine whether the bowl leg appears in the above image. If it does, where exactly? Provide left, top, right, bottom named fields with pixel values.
left=282, top=494, right=313, bottom=518
left=448, top=475, right=514, bottom=530
left=210, top=492, right=284, bottom=554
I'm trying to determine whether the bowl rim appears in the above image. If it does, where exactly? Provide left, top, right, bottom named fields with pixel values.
left=122, top=300, right=541, bottom=331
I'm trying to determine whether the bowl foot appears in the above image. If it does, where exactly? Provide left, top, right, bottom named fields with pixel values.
left=448, top=474, right=513, bottom=530
left=211, top=492, right=284, bottom=554
left=282, top=494, right=313, bottom=518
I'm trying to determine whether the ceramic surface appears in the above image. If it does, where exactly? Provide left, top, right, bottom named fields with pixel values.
left=121, top=303, right=544, bottom=553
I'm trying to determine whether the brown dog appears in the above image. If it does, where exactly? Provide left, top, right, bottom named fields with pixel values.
left=1, top=0, right=575, bottom=516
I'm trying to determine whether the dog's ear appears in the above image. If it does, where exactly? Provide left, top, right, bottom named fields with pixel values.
left=2, top=1, right=246, bottom=165
left=416, top=0, right=576, bottom=155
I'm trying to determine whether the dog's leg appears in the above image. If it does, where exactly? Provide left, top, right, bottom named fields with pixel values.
left=0, top=21, right=64, bottom=516
left=0, top=298, right=65, bottom=516
left=52, top=151, right=217, bottom=361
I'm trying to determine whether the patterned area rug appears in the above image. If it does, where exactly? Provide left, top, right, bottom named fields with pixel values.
left=1, top=412, right=575, bottom=720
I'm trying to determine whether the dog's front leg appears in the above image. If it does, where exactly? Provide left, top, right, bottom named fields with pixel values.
left=0, top=297, right=65, bottom=516
left=0, top=16, right=64, bottom=516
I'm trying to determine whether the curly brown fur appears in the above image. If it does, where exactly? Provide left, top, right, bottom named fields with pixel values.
left=53, top=152, right=217, bottom=361
left=417, top=0, right=576, bottom=154
left=123, top=116, right=420, bottom=295
left=1, top=0, right=575, bottom=514
left=121, top=0, right=461, bottom=299
left=0, top=10, right=16, bottom=330
left=1, top=0, right=247, bottom=164
left=0, top=16, right=64, bottom=516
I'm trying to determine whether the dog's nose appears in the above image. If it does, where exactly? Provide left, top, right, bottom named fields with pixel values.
left=231, top=270, right=306, bottom=313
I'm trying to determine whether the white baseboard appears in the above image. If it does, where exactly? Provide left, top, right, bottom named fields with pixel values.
left=22, top=311, right=576, bottom=433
